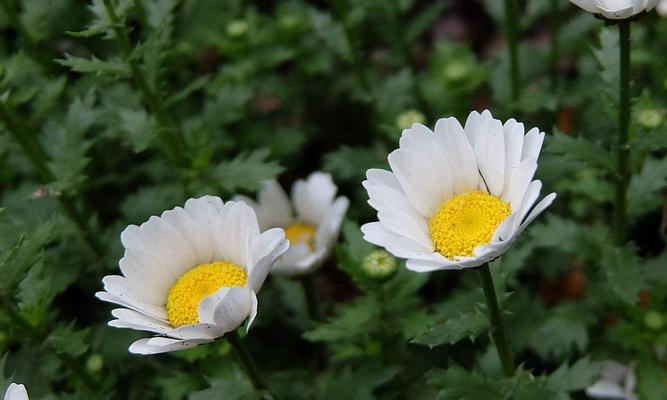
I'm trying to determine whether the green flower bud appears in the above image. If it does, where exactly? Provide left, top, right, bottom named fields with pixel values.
left=443, top=61, right=468, bottom=82
left=85, top=353, right=104, bottom=373
left=396, top=109, right=426, bottom=131
left=362, top=249, right=397, bottom=281
left=645, top=310, right=665, bottom=331
left=226, top=20, right=248, bottom=38
left=638, top=109, right=663, bottom=129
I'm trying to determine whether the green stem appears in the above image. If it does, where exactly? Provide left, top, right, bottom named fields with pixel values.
left=227, top=330, right=274, bottom=399
left=101, top=0, right=184, bottom=165
left=613, top=20, right=631, bottom=245
left=0, top=101, right=105, bottom=257
left=478, top=263, right=514, bottom=377
left=1, top=302, right=99, bottom=390
left=303, top=274, right=323, bottom=321
left=504, top=0, right=521, bottom=103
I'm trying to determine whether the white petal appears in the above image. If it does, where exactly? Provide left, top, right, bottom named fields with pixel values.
left=569, top=0, right=598, bottom=12
left=502, top=119, right=524, bottom=196
left=129, top=337, right=210, bottom=354
left=473, top=116, right=505, bottom=196
left=388, top=148, right=444, bottom=217
left=169, top=323, right=223, bottom=340
left=521, top=128, right=545, bottom=161
left=214, top=201, right=260, bottom=267
left=257, top=180, right=293, bottom=229
left=161, top=206, right=215, bottom=265
left=119, top=248, right=177, bottom=303
left=377, top=207, right=432, bottom=249
left=4, top=383, right=28, bottom=400
left=504, top=157, right=538, bottom=210
left=198, top=286, right=252, bottom=332
left=247, top=228, right=289, bottom=291
left=361, top=222, right=434, bottom=257
left=272, top=243, right=314, bottom=275
left=434, top=117, right=479, bottom=193
left=96, top=291, right=167, bottom=321
left=516, top=193, right=557, bottom=235
left=99, top=275, right=166, bottom=316
left=292, top=172, right=337, bottom=225
left=109, top=308, right=172, bottom=335
left=246, top=291, right=259, bottom=332
left=585, top=381, right=626, bottom=399
left=132, top=216, right=197, bottom=278
left=513, top=180, right=543, bottom=231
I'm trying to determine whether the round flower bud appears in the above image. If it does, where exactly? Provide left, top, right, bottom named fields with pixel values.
left=644, top=310, right=665, bottom=331
left=85, top=353, right=104, bottom=373
left=638, top=109, right=663, bottom=129
left=362, top=249, right=398, bottom=281
left=226, top=20, right=248, bottom=38
left=396, top=110, right=426, bottom=131
left=443, top=61, right=468, bottom=82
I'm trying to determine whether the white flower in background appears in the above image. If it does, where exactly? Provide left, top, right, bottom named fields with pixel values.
left=658, top=0, right=667, bottom=15
left=235, top=172, right=349, bottom=276
left=3, top=383, right=28, bottom=400
left=586, top=361, right=637, bottom=400
left=96, top=196, right=288, bottom=354
left=569, top=0, right=657, bottom=19
left=361, top=110, right=556, bottom=272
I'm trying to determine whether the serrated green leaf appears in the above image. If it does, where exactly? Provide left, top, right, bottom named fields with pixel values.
left=627, top=157, right=667, bottom=218
left=119, top=108, right=159, bottom=152
left=544, top=131, right=614, bottom=171
left=304, top=296, right=377, bottom=342
left=212, top=149, right=284, bottom=193
left=412, top=311, right=489, bottom=347
left=600, top=245, right=644, bottom=304
left=56, top=54, right=131, bottom=78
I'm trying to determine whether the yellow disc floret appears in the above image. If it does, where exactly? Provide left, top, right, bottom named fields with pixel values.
left=166, top=261, right=247, bottom=327
left=285, top=222, right=317, bottom=250
left=429, top=191, right=510, bottom=259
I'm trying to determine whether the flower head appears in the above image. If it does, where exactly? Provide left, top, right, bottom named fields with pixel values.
left=362, top=249, right=398, bottom=280
left=235, top=172, right=349, bottom=276
left=569, top=0, right=658, bottom=19
left=97, top=196, right=288, bottom=354
left=586, top=361, right=637, bottom=400
left=3, top=384, right=28, bottom=400
left=361, top=110, right=556, bottom=272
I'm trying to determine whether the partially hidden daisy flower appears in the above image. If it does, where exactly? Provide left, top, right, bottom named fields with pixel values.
left=96, top=196, right=288, bottom=354
left=235, top=172, right=349, bottom=276
left=361, top=110, right=556, bottom=272
left=3, top=384, right=28, bottom=400
left=586, top=361, right=637, bottom=400
left=569, top=0, right=657, bottom=19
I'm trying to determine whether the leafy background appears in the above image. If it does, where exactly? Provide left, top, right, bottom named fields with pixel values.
left=0, top=0, right=666, bottom=398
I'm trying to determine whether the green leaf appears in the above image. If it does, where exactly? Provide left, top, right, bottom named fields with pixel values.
left=600, top=245, right=644, bottom=304
left=412, top=311, right=488, bottom=348
left=45, top=323, right=90, bottom=357
left=56, top=54, right=131, bottom=78
left=304, top=296, right=377, bottom=342
left=324, top=146, right=385, bottom=182
left=406, top=2, right=448, bottom=41
left=546, top=357, right=600, bottom=397
left=526, top=302, right=594, bottom=360
left=593, top=27, right=620, bottom=108
left=544, top=131, right=614, bottom=171
left=318, top=364, right=400, bottom=400
left=212, top=149, right=284, bottom=193
left=627, top=157, right=667, bottom=218
left=119, top=108, right=159, bottom=152
left=427, top=366, right=504, bottom=399
left=189, top=370, right=259, bottom=400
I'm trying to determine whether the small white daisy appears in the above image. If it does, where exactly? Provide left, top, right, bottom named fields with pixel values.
left=235, top=172, right=349, bottom=276
left=361, top=110, right=556, bottom=272
left=3, top=384, right=28, bottom=400
left=96, top=196, right=288, bottom=354
left=569, top=0, right=658, bottom=19
left=586, top=361, right=637, bottom=400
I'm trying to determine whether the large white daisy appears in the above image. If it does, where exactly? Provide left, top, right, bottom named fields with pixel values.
left=96, top=196, right=288, bottom=354
left=361, top=110, right=556, bottom=272
left=3, top=384, right=28, bottom=400
left=235, top=172, right=349, bottom=276
left=569, top=0, right=657, bottom=19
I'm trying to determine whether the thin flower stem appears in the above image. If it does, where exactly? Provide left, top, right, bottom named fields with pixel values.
left=227, top=330, right=275, bottom=399
left=303, top=274, right=323, bottom=321
left=613, top=19, right=631, bottom=245
left=101, top=0, right=184, bottom=165
left=477, top=263, right=514, bottom=377
left=0, top=101, right=105, bottom=257
left=504, top=0, right=521, bottom=103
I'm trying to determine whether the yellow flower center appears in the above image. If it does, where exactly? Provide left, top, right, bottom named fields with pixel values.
left=166, top=261, right=247, bottom=327
left=429, top=191, right=510, bottom=259
left=284, top=222, right=317, bottom=250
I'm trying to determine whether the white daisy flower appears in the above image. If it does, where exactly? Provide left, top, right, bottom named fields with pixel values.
left=96, top=196, right=289, bottom=355
left=569, top=0, right=657, bottom=19
left=235, top=172, right=349, bottom=276
left=586, top=360, right=637, bottom=400
left=361, top=110, right=556, bottom=272
left=3, top=384, right=28, bottom=400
